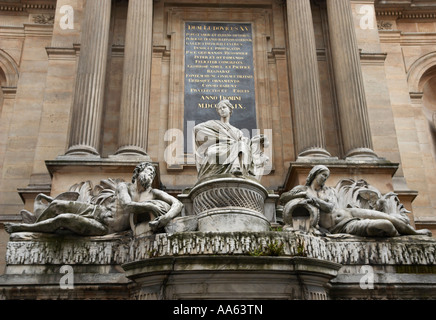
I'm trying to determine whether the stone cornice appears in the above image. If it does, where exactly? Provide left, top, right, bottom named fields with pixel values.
left=5, top=230, right=436, bottom=266
left=1, top=86, right=17, bottom=98
left=360, top=52, right=388, bottom=65
left=0, top=1, right=56, bottom=12
left=46, top=47, right=78, bottom=60
left=0, top=215, right=22, bottom=223
left=23, top=23, right=53, bottom=36
left=377, top=10, right=436, bottom=20
left=379, top=30, right=436, bottom=45
left=375, top=0, right=436, bottom=20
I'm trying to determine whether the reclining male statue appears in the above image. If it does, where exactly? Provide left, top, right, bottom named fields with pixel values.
left=5, top=162, right=183, bottom=236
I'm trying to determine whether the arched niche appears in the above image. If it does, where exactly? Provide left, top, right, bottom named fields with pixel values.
left=0, top=68, right=5, bottom=106
left=408, top=56, right=436, bottom=160
left=421, top=70, right=436, bottom=160
left=0, top=68, right=6, bottom=86
left=0, top=49, right=19, bottom=88
left=407, top=51, right=436, bottom=94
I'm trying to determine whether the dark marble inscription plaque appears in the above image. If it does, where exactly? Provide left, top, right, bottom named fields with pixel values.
left=184, top=22, right=257, bottom=152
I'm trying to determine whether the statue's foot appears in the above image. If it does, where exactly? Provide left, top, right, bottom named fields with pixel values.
left=416, top=229, right=432, bottom=237
left=4, top=223, right=18, bottom=234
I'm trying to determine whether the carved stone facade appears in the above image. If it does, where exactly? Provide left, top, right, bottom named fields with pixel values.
left=6, top=231, right=436, bottom=267
left=2, top=231, right=435, bottom=300
left=1, top=0, right=436, bottom=301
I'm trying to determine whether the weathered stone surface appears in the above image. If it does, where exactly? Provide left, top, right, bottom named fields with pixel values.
left=4, top=162, right=183, bottom=237
left=281, top=165, right=432, bottom=238
left=5, top=231, right=435, bottom=267
left=1, top=230, right=435, bottom=300
left=123, top=255, right=341, bottom=300
left=182, top=177, right=274, bottom=232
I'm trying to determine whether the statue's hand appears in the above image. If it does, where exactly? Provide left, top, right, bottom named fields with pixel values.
left=149, top=218, right=159, bottom=231
left=305, top=196, right=316, bottom=205
left=303, top=196, right=323, bottom=208
left=149, top=216, right=170, bottom=232
left=147, top=203, right=168, bottom=216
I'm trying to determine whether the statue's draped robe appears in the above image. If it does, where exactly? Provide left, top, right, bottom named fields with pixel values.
left=194, top=120, right=252, bottom=180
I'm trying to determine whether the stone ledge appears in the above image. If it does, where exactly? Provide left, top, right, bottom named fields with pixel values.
left=123, top=255, right=341, bottom=300
left=123, top=255, right=341, bottom=278
left=2, top=230, right=436, bottom=300
left=5, top=231, right=436, bottom=267
left=282, top=159, right=399, bottom=192
left=45, top=158, right=162, bottom=189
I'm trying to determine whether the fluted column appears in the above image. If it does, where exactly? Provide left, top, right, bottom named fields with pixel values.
left=326, top=0, right=377, bottom=159
left=114, top=0, right=153, bottom=157
left=287, top=0, right=331, bottom=159
left=65, top=0, right=112, bottom=156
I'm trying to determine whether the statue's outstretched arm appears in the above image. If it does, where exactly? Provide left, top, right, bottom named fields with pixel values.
left=148, top=189, right=184, bottom=231
left=152, top=189, right=184, bottom=219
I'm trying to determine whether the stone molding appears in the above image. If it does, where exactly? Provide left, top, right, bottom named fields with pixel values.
left=376, top=10, right=436, bottom=20
left=32, top=14, right=54, bottom=25
left=0, top=3, right=56, bottom=12
left=360, top=52, right=388, bottom=66
left=0, top=86, right=17, bottom=99
left=0, top=49, right=19, bottom=88
left=124, top=255, right=341, bottom=300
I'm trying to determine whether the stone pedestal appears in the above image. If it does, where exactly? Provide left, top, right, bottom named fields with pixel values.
left=1, top=231, right=436, bottom=300
left=0, top=232, right=131, bottom=300
left=181, top=178, right=274, bottom=233
left=123, top=256, right=340, bottom=300
left=44, top=158, right=161, bottom=199
left=282, top=159, right=399, bottom=195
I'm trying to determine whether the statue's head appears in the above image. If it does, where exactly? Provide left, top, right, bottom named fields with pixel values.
left=132, top=162, right=156, bottom=186
left=216, top=100, right=233, bottom=116
left=306, top=165, right=330, bottom=187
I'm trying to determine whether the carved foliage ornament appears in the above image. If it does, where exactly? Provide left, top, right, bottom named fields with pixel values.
left=33, top=14, right=55, bottom=25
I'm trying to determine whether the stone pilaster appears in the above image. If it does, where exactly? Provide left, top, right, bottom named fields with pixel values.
left=65, top=0, right=112, bottom=156
left=114, top=0, right=153, bottom=158
left=326, top=0, right=377, bottom=159
left=286, top=0, right=331, bottom=159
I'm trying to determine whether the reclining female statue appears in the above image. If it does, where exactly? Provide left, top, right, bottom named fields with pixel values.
left=280, top=165, right=432, bottom=237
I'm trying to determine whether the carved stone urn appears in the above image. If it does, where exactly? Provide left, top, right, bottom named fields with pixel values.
left=182, top=177, right=272, bottom=232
